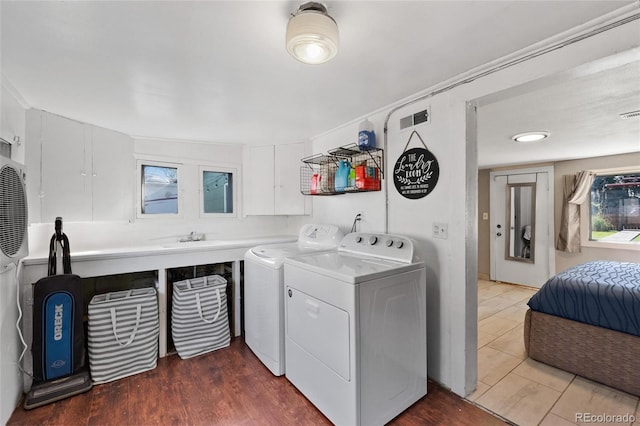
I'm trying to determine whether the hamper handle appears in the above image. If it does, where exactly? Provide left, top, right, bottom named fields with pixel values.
left=196, top=289, right=221, bottom=324
left=186, top=275, right=208, bottom=290
left=110, top=304, right=142, bottom=347
left=105, top=290, right=133, bottom=301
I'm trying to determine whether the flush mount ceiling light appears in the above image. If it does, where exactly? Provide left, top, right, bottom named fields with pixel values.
left=286, top=2, right=339, bottom=65
left=512, top=131, right=550, bottom=143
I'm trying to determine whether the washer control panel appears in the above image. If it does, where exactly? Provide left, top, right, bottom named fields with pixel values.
left=339, top=232, right=414, bottom=263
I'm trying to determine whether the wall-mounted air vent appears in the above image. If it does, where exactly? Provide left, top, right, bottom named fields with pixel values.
left=620, top=110, right=640, bottom=120
left=399, top=107, right=430, bottom=131
left=0, top=157, right=28, bottom=269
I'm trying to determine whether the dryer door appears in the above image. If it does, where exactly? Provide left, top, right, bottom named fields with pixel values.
left=285, top=287, right=350, bottom=381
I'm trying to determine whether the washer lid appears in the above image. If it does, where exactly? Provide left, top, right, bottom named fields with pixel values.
left=284, top=251, right=424, bottom=284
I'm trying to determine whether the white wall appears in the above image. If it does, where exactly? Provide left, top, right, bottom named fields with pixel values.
left=310, top=123, right=386, bottom=234
left=309, top=13, right=639, bottom=396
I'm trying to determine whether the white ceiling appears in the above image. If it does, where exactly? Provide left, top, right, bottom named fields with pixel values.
left=1, top=1, right=638, bottom=167
left=477, top=50, right=640, bottom=168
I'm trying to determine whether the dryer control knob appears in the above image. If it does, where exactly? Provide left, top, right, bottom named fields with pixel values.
left=355, top=236, right=363, bottom=243
left=385, top=239, right=393, bottom=247
left=369, top=236, right=378, bottom=245
left=396, top=241, right=404, bottom=248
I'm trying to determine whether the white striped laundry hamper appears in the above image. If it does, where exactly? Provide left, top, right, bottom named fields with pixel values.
left=87, top=287, right=159, bottom=384
left=172, top=275, right=231, bottom=359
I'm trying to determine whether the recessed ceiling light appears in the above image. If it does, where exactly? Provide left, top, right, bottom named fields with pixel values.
left=512, top=131, right=550, bottom=143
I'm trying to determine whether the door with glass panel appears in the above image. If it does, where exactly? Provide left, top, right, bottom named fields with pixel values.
left=490, top=167, right=553, bottom=287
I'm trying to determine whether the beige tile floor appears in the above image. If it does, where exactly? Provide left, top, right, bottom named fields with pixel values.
left=469, top=280, right=640, bottom=426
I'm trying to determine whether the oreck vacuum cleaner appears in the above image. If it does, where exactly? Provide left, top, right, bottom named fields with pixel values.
left=24, top=217, right=92, bottom=409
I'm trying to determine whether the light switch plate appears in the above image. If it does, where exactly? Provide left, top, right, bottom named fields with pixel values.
left=433, top=222, right=448, bottom=239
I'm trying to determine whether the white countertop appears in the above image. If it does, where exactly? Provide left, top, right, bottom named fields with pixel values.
left=22, top=234, right=297, bottom=265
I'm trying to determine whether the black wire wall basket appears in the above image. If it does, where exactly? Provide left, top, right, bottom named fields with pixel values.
left=300, top=145, right=383, bottom=195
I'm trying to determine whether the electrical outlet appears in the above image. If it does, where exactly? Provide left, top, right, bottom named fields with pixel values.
left=433, top=222, right=448, bottom=239
left=482, top=212, right=489, bottom=221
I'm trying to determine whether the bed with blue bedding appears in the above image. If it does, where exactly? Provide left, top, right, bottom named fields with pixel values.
left=524, top=260, right=640, bottom=396
left=527, top=260, right=640, bottom=336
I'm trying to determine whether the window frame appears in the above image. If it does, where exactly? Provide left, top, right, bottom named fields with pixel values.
left=580, top=166, right=640, bottom=251
left=136, top=159, right=184, bottom=219
left=199, top=164, right=238, bottom=218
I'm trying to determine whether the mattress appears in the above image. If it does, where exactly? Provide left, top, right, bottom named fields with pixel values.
left=527, top=260, right=640, bottom=336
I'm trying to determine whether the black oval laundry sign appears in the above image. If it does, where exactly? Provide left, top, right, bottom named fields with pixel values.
left=393, top=147, right=439, bottom=199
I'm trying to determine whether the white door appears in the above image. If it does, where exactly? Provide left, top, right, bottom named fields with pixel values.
left=490, top=166, right=554, bottom=287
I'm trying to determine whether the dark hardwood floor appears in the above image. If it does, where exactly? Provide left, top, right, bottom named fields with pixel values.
left=9, top=338, right=506, bottom=425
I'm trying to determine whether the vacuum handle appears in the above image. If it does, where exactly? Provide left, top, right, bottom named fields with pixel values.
left=55, top=216, right=63, bottom=241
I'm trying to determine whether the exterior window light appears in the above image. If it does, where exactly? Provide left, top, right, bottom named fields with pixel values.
left=512, top=131, right=550, bottom=143
left=286, top=2, right=339, bottom=65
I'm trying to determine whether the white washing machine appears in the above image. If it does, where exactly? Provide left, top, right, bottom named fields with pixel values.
left=244, top=224, right=343, bottom=376
left=284, top=232, right=426, bottom=426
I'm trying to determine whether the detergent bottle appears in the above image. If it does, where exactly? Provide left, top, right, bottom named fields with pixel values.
left=335, top=159, right=351, bottom=192
left=357, top=118, right=376, bottom=150
left=348, top=165, right=356, bottom=188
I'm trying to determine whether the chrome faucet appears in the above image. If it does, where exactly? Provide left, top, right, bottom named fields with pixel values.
left=179, top=231, right=203, bottom=242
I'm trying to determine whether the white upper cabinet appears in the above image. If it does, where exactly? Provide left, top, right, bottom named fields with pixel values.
left=27, top=110, right=133, bottom=223
left=274, top=143, right=307, bottom=215
left=244, top=142, right=309, bottom=216
left=245, top=145, right=275, bottom=216
left=91, top=125, right=134, bottom=221
left=40, top=112, right=92, bottom=222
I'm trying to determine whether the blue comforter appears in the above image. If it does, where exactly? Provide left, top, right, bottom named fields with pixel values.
left=527, top=261, right=640, bottom=336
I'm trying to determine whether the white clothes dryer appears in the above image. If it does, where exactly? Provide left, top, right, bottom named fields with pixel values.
left=244, top=224, right=343, bottom=376
left=284, top=232, right=427, bottom=426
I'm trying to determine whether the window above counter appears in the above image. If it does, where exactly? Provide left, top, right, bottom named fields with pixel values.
left=135, top=156, right=239, bottom=221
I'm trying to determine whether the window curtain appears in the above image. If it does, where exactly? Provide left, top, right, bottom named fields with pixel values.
left=556, top=170, right=595, bottom=253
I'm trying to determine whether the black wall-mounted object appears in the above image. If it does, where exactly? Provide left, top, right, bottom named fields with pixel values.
left=393, top=131, right=440, bottom=200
